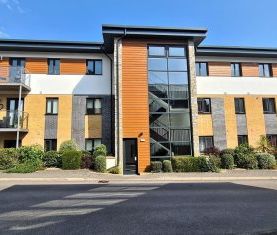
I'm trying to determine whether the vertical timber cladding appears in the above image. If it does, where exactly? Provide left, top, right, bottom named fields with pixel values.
left=121, top=39, right=150, bottom=172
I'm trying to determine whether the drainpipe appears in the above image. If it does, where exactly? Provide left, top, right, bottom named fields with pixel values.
left=115, top=29, right=127, bottom=168
left=100, top=45, right=113, bottom=154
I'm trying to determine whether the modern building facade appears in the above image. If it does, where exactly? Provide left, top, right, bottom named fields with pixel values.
left=1, top=24, right=277, bottom=174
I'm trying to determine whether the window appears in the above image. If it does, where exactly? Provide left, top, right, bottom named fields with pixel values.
left=168, top=47, right=186, bottom=57
left=234, top=98, right=245, bottom=114
left=85, top=138, right=101, bottom=152
left=196, top=62, right=208, bottom=76
left=263, top=98, right=276, bottom=114
left=86, top=98, right=102, bottom=114
left=148, top=46, right=166, bottom=56
left=267, top=135, right=277, bottom=147
left=44, top=139, right=57, bottom=151
left=199, top=136, right=214, bottom=153
left=86, top=60, right=102, bottom=75
left=46, top=98, right=58, bottom=114
left=9, top=58, right=25, bottom=80
left=238, top=135, right=248, bottom=146
left=48, top=59, right=60, bottom=75
left=259, top=64, right=272, bottom=77
left=231, top=63, right=241, bottom=77
left=197, top=98, right=211, bottom=114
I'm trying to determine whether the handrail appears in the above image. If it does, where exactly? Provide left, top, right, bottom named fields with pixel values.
left=0, top=65, right=31, bottom=87
left=0, top=109, right=29, bottom=129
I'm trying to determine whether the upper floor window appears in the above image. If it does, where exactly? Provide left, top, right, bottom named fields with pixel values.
left=86, top=98, right=102, bottom=114
left=259, top=63, right=272, bottom=77
left=197, top=98, right=211, bottom=114
left=9, top=58, right=25, bottom=68
left=263, top=98, right=276, bottom=114
left=86, top=59, right=102, bottom=75
left=199, top=136, right=214, bottom=153
left=231, top=63, right=241, bottom=77
left=48, top=59, right=60, bottom=75
left=196, top=62, right=208, bottom=76
left=148, top=46, right=166, bottom=56
left=234, top=98, right=245, bottom=114
left=9, top=58, right=25, bottom=80
left=46, top=98, right=58, bottom=115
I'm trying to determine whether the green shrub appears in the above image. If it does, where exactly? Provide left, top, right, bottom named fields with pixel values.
left=6, top=162, right=42, bottom=173
left=221, top=148, right=235, bottom=157
left=108, top=166, right=120, bottom=174
left=93, top=144, right=107, bottom=158
left=18, top=145, right=44, bottom=165
left=61, top=150, right=82, bottom=170
left=151, top=161, right=162, bottom=173
left=220, top=153, right=234, bottom=169
left=42, top=151, right=61, bottom=168
left=80, top=151, right=93, bottom=169
left=0, top=148, right=19, bottom=170
left=255, top=153, right=276, bottom=169
left=59, top=140, right=78, bottom=153
left=207, top=155, right=221, bottom=172
left=234, top=144, right=257, bottom=169
left=163, top=160, right=173, bottom=172
left=94, top=155, right=106, bottom=172
left=171, top=156, right=209, bottom=172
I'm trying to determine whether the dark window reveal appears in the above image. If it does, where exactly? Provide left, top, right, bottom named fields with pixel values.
left=85, top=138, right=101, bottom=152
left=44, top=139, right=57, bottom=151
left=86, top=98, right=102, bottom=114
left=198, top=98, right=211, bottom=114
left=263, top=98, right=276, bottom=114
left=267, top=135, right=277, bottom=147
left=234, top=98, right=245, bottom=114
left=238, top=135, right=248, bottom=146
left=199, top=136, right=214, bottom=153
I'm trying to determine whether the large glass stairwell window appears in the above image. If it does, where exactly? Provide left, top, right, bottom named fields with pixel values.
left=148, top=45, right=192, bottom=159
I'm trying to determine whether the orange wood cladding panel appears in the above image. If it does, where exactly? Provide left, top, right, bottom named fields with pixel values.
left=60, top=59, right=86, bottom=75
left=241, top=63, right=259, bottom=77
left=122, top=39, right=150, bottom=173
left=0, top=59, right=9, bottom=80
left=25, top=58, right=48, bottom=74
left=272, top=64, right=277, bottom=77
left=208, top=62, right=231, bottom=76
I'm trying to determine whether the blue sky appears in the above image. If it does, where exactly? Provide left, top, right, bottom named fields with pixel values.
left=0, top=0, right=277, bottom=47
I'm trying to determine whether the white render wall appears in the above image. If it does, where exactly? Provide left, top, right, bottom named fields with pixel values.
left=197, top=76, right=277, bottom=95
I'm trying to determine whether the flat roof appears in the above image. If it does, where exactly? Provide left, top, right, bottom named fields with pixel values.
left=197, top=45, right=277, bottom=58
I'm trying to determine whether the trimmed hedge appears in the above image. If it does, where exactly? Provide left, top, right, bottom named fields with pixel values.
left=42, top=151, right=61, bottom=168
left=171, top=156, right=209, bottom=172
left=59, top=140, right=78, bottom=153
left=151, top=161, right=162, bottom=173
left=234, top=144, right=258, bottom=169
left=207, top=155, right=221, bottom=172
left=0, top=148, right=19, bottom=170
left=221, top=148, right=235, bottom=157
left=163, top=160, right=173, bottom=172
left=61, top=150, right=82, bottom=170
left=94, top=155, right=106, bottom=173
left=255, top=153, right=276, bottom=169
left=220, top=153, right=234, bottom=169
left=18, top=145, right=44, bottom=165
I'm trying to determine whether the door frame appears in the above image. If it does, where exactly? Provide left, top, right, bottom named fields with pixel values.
left=123, top=138, right=138, bottom=175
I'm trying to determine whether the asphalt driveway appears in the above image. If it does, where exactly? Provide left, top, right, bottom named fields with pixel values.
left=0, top=182, right=276, bottom=234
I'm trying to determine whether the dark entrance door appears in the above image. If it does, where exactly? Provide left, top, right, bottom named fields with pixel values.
left=7, top=98, right=24, bottom=128
left=123, top=138, right=138, bottom=175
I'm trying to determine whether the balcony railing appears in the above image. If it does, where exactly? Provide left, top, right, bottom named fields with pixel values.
left=0, top=110, right=29, bottom=130
left=0, top=65, right=31, bottom=87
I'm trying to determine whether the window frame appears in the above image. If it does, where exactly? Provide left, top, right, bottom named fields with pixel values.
left=238, top=135, right=248, bottom=146
left=86, top=98, right=102, bottom=115
left=231, top=63, right=242, bottom=77
left=234, top=98, right=246, bottom=114
left=196, top=62, right=208, bottom=76
left=46, top=98, right=59, bottom=115
left=259, top=63, right=272, bottom=77
left=267, top=134, right=277, bottom=147
left=199, top=136, right=214, bottom=153
left=197, top=98, right=211, bottom=114
left=263, top=98, right=276, bottom=114
left=85, top=138, right=102, bottom=152
left=44, top=139, right=57, bottom=151
left=48, top=58, right=60, bottom=75
left=86, top=59, right=103, bottom=75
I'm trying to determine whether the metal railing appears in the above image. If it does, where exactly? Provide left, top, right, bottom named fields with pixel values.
left=0, top=65, right=31, bottom=87
left=0, top=109, right=29, bottom=129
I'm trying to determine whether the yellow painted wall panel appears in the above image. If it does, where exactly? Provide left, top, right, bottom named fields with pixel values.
left=85, top=115, right=102, bottom=138
left=197, top=115, right=213, bottom=136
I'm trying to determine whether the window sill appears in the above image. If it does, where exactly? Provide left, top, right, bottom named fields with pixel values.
left=198, top=112, right=211, bottom=115
left=45, top=113, right=58, bottom=116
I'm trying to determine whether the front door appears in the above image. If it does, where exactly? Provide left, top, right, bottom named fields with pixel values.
left=123, top=138, right=138, bottom=175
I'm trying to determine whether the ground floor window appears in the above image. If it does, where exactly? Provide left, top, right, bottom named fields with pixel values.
left=238, top=135, right=248, bottom=146
left=267, top=135, right=277, bottom=147
left=85, top=138, right=101, bottom=152
left=44, top=139, right=57, bottom=151
left=199, top=136, right=214, bottom=153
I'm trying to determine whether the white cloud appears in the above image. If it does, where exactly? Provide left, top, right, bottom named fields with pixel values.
left=0, top=30, right=9, bottom=38
left=0, top=0, right=26, bottom=13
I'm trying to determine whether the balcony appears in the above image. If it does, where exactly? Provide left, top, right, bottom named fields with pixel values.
left=0, top=66, right=31, bottom=92
left=0, top=110, right=29, bottom=132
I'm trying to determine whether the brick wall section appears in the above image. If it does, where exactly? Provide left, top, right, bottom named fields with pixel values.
left=208, top=62, right=231, bottom=76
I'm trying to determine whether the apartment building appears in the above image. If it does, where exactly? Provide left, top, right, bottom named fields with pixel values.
left=1, top=24, right=277, bottom=174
